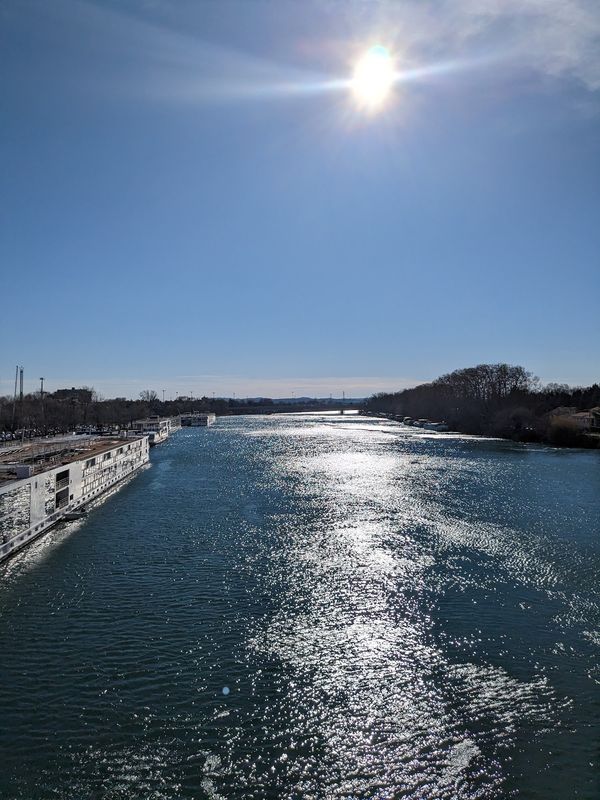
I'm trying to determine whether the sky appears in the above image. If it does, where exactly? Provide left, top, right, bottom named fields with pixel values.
left=1, top=0, right=599, bottom=399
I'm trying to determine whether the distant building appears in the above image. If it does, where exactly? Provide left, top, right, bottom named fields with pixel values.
left=569, top=411, right=594, bottom=430
left=549, top=406, right=600, bottom=432
left=548, top=406, right=578, bottom=418
left=52, top=387, right=93, bottom=403
left=589, top=407, right=600, bottom=430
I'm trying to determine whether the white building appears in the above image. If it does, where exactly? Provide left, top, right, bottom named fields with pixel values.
left=549, top=406, right=600, bottom=432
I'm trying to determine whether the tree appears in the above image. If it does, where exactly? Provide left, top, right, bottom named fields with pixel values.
left=364, top=363, right=545, bottom=438
left=139, top=390, right=158, bottom=403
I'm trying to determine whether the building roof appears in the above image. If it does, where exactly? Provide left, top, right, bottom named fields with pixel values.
left=549, top=406, right=578, bottom=416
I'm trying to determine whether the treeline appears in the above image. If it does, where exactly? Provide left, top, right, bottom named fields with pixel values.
left=0, top=391, right=339, bottom=437
left=0, top=394, right=148, bottom=435
left=364, top=363, right=600, bottom=447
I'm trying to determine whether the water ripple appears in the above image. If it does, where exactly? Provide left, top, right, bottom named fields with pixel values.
left=0, top=414, right=599, bottom=798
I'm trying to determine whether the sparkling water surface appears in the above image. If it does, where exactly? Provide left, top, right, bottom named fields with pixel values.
left=1, top=414, right=599, bottom=799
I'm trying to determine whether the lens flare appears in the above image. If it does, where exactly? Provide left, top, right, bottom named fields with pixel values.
left=352, top=45, right=395, bottom=110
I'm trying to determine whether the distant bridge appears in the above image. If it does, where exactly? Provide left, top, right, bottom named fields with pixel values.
left=225, top=403, right=363, bottom=415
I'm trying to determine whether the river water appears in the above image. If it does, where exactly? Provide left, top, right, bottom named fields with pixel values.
left=1, top=413, right=599, bottom=799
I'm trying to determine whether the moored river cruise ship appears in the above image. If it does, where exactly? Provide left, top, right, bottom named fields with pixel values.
left=180, top=413, right=216, bottom=427
left=129, top=417, right=174, bottom=445
left=0, top=435, right=149, bottom=563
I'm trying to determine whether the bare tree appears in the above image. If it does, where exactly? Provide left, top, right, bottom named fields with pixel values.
left=139, top=390, right=158, bottom=402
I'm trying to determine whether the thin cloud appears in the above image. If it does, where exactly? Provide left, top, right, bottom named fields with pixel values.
left=377, top=0, right=600, bottom=91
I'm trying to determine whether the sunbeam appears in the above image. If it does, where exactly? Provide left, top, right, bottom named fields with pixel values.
left=173, top=52, right=494, bottom=107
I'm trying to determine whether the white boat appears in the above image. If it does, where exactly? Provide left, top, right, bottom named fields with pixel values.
left=129, top=417, right=172, bottom=445
left=0, top=435, right=150, bottom=562
left=146, top=429, right=168, bottom=446
left=180, top=413, right=216, bottom=427
left=423, top=421, right=449, bottom=432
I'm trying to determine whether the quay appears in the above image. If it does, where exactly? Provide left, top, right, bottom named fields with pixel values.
left=0, top=435, right=150, bottom=563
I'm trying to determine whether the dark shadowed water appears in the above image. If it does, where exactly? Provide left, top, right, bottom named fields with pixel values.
left=1, top=413, right=600, bottom=799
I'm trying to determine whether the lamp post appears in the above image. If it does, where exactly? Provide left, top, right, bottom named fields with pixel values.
left=40, top=377, right=45, bottom=434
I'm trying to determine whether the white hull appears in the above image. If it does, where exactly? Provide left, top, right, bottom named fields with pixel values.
left=0, top=437, right=149, bottom=563
left=181, top=413, right=216, bottom=427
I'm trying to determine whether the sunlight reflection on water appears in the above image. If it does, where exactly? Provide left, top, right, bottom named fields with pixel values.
left=0, top=414, right=599, bottom=798
left=242, top=418, right=564, bottom=798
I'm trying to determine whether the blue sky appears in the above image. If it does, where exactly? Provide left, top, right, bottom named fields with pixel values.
left=2, top=0, right=599, bottom=399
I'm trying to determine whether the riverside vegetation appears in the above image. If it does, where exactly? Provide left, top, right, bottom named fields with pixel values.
left=364, top=363, right=600, bottom=448
left=0, top=389, right=331, bottom=440
left=2, top=363, right=598, bottom=449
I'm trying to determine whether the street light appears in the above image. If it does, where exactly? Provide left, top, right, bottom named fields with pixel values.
left=40, top=377, right=45, bottom=435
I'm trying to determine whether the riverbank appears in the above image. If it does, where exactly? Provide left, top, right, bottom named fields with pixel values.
left=363, top=363, right=600, bottom=450
left=362, top=410, right=600, bottom=449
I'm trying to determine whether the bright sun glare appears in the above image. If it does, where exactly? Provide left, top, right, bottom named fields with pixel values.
left=352, top=45, right=395, bottom=110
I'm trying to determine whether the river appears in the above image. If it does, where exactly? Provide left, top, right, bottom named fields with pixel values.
left=1, top=413, right=599, bottom=799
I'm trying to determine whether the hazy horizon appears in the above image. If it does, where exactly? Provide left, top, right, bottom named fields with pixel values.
left=0, top=365, right=597, bottom=403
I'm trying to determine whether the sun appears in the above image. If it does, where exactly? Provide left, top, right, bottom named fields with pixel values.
left=352, top=45, right=395, bottom=110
